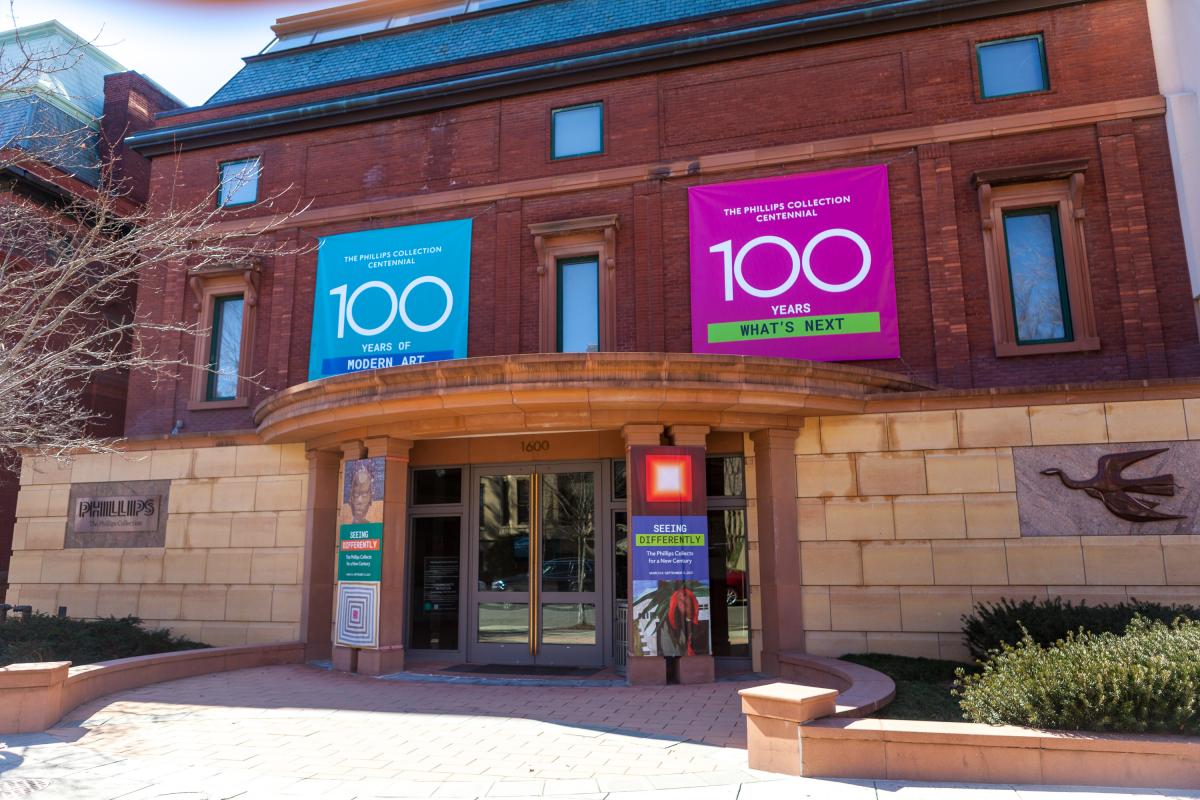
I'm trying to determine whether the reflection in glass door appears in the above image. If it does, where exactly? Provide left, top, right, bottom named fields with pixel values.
left=470, top=465, right=605, bottom=667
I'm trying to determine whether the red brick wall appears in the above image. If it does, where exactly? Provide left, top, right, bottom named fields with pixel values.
left=102, top=72, right=182, bottom=204
left=125, top=0, right=1200, bottom=437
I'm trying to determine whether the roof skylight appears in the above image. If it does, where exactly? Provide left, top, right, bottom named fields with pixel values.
left=262, top=0, right=530, bottom=54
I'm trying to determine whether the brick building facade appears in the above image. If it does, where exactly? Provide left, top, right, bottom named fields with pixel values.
left=0, top=22, right=179, bottom=593
left=7, top=0, right=1200, bottom=681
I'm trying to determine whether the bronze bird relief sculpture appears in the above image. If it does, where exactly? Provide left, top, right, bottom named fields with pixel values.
left=1041, top=448, right=1185, bottom=523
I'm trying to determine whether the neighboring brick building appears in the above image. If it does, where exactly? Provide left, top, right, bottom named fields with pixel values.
left=8, top=0, right=1200, bottom=681
left=0, top=22, right=179, bottom=594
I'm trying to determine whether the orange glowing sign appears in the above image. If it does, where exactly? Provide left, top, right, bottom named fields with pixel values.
left=644, top=454, right=693, bottom=503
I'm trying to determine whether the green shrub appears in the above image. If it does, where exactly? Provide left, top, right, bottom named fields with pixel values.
left=0, top=614, right=207, bottom=667
left=961, top=596, right=1200, bottom=660
left=955, top=617, right=1200, bottom=735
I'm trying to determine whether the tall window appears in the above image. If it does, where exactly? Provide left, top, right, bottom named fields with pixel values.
left=557, top=256, right=599, bottom=352
left=706, top=456, right=749, bottom=659
left=530, top=215, right=618, bottom=353
left=218, top=157, right=261, bottom=207
left=207, top=295, right=245, bottom=400
left=1002, top=207, right=1072, bottom=345
left=188, top=267, right=257, bottom=408
left=551, top=103, right=603, bottom=160
left=976, top=163, right=1098, bottom=356
left=976, top=35, right=1049, bottom=99
left=409, top=467, right=464, bottom=652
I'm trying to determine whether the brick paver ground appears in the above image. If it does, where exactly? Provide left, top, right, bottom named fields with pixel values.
left=0, top=665, right=1195, bottom=799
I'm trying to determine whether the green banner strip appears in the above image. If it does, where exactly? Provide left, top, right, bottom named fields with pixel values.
left=707, top=312, right=881, bottom=343
left=635, top=533, right=706, bottom=547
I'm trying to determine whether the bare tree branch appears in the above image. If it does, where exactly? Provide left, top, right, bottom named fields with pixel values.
left=0, top=27, right=309, bottom=468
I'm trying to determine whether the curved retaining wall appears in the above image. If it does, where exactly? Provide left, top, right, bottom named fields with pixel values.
left=776, top=651, right=895, bottom=717
left=0, top=642, right=305, bottom=734
left=742, top=655, right=1200, bottom=789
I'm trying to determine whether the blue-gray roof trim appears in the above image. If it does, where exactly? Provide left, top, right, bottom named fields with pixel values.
left=204, top=0, right=795, bottom=107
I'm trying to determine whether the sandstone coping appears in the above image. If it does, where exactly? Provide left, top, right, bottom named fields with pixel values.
left=739, top=657, right=1200, bottom=789
left=0, top=642, right=305, bottom=734
left=798, top=718, right=1200, bottom=789
left=738, top=654, right=896, bottom=775
left=252, top=353, right=929, bottom=444
left=776, top=651, right=896, bottom=717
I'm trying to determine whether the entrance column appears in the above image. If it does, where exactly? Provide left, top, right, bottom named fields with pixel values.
left=622, top=423, right=665, bottom=685
left=666, top=425, right=714, bottom=685
left=331, top=437, right=413, bottom=676
left=750, top=427, right=804, bottom=674
left=332, top=440, right=366, bottom=673
left=359, top=436, right=413, bottom=675
left=301, top=448, right=340, bottom=662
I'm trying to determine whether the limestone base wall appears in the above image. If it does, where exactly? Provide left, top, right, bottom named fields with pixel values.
left=6, top=392, right=1200, bottom=665
left=5, top=442, right=308, bottom=647
left=747, top=395, right=1200, bottom=664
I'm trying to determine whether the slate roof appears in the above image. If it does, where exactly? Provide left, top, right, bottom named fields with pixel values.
left=206, top=0, right=786, bottom=106
left=0, top=96, right=100, bottom=185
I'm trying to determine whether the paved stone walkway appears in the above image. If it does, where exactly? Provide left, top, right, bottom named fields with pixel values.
left=0, top=665, right=1195, bottom=799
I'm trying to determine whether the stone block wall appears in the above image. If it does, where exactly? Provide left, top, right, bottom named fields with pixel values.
left=4, top=442, right=308, bottom=647
left=771, top=397, right=1200, bottom=662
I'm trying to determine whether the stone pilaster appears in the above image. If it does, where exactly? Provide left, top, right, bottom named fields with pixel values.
left=918, top=142, right=971, bottom=387
left=1097, top=119, right=1170, bottom=378
left=301, top=449, right=340, bottom=662
left=750, top=427, right=804, bottom=674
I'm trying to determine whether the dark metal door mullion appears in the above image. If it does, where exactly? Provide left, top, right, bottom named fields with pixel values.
left=529, top=470, right=540, bottom=658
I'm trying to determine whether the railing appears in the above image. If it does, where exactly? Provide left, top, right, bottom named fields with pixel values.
left=614, top=599, right=627, bottom=675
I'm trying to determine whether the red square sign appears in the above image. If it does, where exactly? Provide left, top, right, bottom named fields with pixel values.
left=644, top=454, right=693, bottom=503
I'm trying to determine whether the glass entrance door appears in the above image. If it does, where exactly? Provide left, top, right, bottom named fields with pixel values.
left=470, top=465, right=605, bottom=667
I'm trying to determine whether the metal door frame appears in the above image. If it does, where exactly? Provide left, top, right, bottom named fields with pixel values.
left=466, top=460, right=612, bottom=667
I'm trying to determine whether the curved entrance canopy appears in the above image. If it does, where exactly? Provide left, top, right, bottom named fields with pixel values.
left=253, top=353, right=930, bottom=445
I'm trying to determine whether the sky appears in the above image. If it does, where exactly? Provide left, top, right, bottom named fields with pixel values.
left=16, top=0, right=334, bottom=106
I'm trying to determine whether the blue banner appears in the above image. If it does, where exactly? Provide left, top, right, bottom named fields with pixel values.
left=308, top=219, right=472, bottom=381
left=632, top=515, right=710, bottom=582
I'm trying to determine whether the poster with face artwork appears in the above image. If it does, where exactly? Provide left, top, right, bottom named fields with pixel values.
left=338, top=457, right=385, bottom=582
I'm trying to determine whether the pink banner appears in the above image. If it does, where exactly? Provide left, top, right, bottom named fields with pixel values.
left=688, top=165, right=899, bottom=362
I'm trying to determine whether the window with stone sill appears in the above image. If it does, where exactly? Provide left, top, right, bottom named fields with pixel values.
left=530, top=215, right=618, bottom=353
left=187, top=265, right=259, bottom=409
left=975, top=161, right=1099, bottom=357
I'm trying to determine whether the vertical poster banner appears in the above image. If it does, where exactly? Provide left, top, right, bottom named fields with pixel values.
left=629, top=446, right=710, bottom=657
left=689, top=164, right=899, bottom=362
left=336, top=457, right=385, bottom=648
left=308, top=218, right=473, bottom=381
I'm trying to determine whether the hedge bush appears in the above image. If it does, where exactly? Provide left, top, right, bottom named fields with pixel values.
left=955, top=617, right=1200, bottom=735
left=961, top=597, right=1200, bottom=660
left=0, top=614, right=207, bottom=667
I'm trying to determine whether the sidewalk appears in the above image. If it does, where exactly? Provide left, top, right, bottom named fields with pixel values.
left=0, top=665, right=1194, bottom=799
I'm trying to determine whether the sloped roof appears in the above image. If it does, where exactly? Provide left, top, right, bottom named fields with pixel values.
left=206, top=0, right=786, bottom=106
left=0, top=96, right=101, bottom=185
